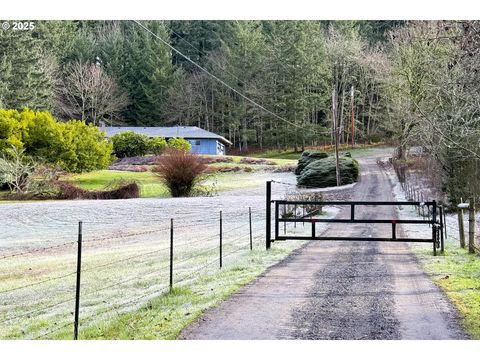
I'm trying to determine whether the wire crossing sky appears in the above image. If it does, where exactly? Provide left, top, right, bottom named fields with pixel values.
left=132, top=20, right=330, bottom=135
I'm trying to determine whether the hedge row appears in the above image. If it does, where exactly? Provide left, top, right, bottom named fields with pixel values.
left=110, top=131, right=191, bottom=158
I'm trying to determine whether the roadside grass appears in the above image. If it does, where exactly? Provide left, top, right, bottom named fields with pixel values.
left=412, top=240, right=480, bottom=339
left=0, top=234, right=305, bottom=339
left=386, top=160, right=480, bottom=339
left=68, top=245, right=302, bottom=340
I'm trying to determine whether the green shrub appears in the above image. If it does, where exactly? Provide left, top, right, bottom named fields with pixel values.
left=297, top=156, right=359, bottom=187
left=0, top=108, right=113, bottom=173
left=294, top=150, right=329, bottom=175
left=0, top=109, right=23, bottom=152
left=167, top=137, right=192, bottom=152
left=111, top=131, right=150, bottom=158
left=21, top=110, right=65, bottom=162
left=148, top=137, right=167, bottom=155
left=59, top=121, right=113, bottom=173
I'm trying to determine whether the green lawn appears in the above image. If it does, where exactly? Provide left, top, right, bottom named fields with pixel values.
left=67, top=170, right=169, bottom=198
left=412, top=241, right=480, bottom=339
left=67, top=169, right=283, bottom=198
left=66, top=155, right=297, bottom=198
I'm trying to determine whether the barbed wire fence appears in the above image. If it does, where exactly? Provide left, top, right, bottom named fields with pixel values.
left=0, top=206, right=268, bottom=340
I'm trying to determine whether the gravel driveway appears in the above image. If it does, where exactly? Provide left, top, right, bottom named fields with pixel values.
left=179, top=156, right=466, bottom=340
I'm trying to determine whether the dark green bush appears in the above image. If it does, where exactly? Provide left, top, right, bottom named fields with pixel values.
left=297, top=156, right=359, bottom=187
left=111, top=131, right=150, bottom=158
left=294, top=150, right=329, bottom=175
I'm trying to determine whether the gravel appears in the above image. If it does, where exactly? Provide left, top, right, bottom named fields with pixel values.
left=180, top=155, right=467, bottom=340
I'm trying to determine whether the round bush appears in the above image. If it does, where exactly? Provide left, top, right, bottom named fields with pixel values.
left=111, top=131, right=150, bottom=158
left=294, top=150, right=329, bottom=175
left=297, top=156, right=359, bottom=187
left=167, top=137, right=192, bottom=152
left=148, top=137, right=167, bottom=155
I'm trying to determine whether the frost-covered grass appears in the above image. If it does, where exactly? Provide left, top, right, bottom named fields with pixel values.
left=251, top=143, right=390, bottom=161
left=385, top=159, right=480, bottom=339
left=0, top=205, right=337, bottom=340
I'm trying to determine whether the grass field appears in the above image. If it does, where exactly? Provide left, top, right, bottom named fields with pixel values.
left=0, top=206, right=338, bottom=340
left=67, top=170, right=285, bottom=198
left=67, top=170, right=168, bottom=198
left=250, top=143, right=388, bottom=160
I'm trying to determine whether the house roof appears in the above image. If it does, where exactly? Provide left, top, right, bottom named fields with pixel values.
left=102, top=126, right=232, bottom=146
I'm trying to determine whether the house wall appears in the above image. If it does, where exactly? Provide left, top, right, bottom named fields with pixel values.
left=186, top=138, right=225, bottom=155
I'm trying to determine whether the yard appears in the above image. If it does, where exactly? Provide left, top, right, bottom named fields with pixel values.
left=64, top=155, right=297, bottom=198
left=0, top=168, right=338, bottom=339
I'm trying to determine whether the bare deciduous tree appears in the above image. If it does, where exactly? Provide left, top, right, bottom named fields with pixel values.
left=57, top=61, right=129, bottom=125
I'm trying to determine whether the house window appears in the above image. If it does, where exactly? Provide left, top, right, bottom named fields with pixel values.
left=189, top=140, right=201, bottom=146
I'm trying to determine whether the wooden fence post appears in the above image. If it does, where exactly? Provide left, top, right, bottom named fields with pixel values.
left=458, top=197, right=466, bottom=248
left=469, top=198, right=476, bottom=254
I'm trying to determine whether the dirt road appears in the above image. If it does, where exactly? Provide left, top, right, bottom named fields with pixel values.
left=180, top=156, right=466, bottom=340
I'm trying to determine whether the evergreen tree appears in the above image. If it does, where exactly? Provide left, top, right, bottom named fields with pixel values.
left=98, top=21, right=175, bottom=124
left=0, top=29, right=54, bottom=111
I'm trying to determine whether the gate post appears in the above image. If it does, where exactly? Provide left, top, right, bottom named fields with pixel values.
left=266, top=181, right=271, bottom=250
left=169, top=218, right=174, bottom=291
left=468, top=198, right=476, bottom=254
left=458, top=197, right=466, bottom=248
left=439, top=206, right=444, bottom=254
left=432, top=200, right=437, bottom=256
left=73, top=221, right=83, bottom=340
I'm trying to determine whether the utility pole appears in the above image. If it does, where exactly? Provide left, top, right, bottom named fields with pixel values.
left=332, top=88, right=341, bottom=186
left=350, top=85, right=355, bottom=148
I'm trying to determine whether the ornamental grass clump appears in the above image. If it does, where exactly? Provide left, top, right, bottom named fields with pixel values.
left=153, top=149, right=208, bottom=197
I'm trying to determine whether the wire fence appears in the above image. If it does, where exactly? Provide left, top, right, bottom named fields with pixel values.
left=391, top=158, right=480, bottom=253
left=0, top=206, right=267, bottom=340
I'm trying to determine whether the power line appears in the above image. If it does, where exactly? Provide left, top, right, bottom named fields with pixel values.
left=169, top=27, right=248, bottom=89
left=132, top=20, right=330, bottom=135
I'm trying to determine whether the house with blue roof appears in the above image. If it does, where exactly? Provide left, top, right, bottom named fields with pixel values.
left=101, top=125, right=232, bottom=155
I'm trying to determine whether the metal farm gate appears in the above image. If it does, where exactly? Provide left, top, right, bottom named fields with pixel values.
left=265, top=181, right=445, bottom=255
